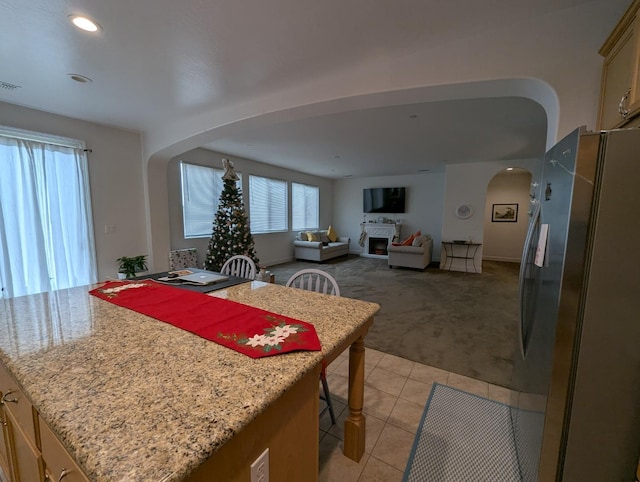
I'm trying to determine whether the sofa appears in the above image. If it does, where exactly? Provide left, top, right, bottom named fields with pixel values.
left=294, top=229, right=350, bottom=262
left=388, top=234, right=433, bottom=270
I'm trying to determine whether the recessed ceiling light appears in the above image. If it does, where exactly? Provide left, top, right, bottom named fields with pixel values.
left=409, top=114, right=418, bottom=119
left=418, top=168, right=430, bottom=172
left=69, top=15, right=101, bottom=32
left=506, top=167, right=514, bottom=171
left=334, top=155, right=341, bottom=159
left=68, top=73, right=93, bottom=83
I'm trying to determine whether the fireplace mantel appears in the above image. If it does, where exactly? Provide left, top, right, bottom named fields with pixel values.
left=360, top=223, right=401, bottom=258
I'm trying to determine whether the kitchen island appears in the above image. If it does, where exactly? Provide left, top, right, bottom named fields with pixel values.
left=0, top=280, right=379, bottom=481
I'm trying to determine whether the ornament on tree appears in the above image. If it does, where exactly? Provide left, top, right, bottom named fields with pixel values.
left=204, top=159, right=259, bottom=272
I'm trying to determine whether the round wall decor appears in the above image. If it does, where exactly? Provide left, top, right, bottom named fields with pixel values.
left=455, top=203, right=473, bottom=219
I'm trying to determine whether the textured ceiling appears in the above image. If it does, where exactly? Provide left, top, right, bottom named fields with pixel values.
left=0, top=0, right=631, bottom=178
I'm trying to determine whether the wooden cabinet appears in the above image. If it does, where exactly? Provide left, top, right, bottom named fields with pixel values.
left=3, top=408, right=43, bottom=482
left=0, top=404, right=14, bottom=481
left=0, top=362, right=88, bottom=482
left=0, top=378, right=43, bottom=482
left=598, top=0, right=640, bottom=129
left=39, top=417, right=88, bottom=482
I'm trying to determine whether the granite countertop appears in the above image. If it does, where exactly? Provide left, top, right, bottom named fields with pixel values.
left=0, top=281, right=379, bottom=481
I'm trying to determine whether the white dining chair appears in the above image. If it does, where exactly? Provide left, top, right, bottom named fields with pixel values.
left=286, top=268, right=340, bottom=424
left=285, top=268, right=341, bottom=296
left=220, top=255, right=257, bottom=280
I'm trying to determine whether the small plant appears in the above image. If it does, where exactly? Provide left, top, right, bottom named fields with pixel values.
left=117, top=255, right=148, bottom=278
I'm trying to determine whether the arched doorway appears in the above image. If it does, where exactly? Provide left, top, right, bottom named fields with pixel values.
left=483, top=168, right=532, bottom=263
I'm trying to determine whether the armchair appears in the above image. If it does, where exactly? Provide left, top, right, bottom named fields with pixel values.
left=388, top=235, right=432, bottom=270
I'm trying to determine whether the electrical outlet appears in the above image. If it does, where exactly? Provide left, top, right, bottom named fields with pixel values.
left=104, top=224, right=116, bottom=234
left=250, top=448, right=269, bottom=482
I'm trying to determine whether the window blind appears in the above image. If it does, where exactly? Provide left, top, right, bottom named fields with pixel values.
left=181, top=162, right=241, bottom=238
left=249, top=175, right=287, bottom=233
left=292, top=182, right=319, bottom=230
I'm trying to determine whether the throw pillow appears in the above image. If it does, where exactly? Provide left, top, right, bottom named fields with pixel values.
left=407, top=231, right=422, bottom=246
left=327, top=225, right=338, bottom=242
left=412, top=234, right=427, bottom=247
left=306, top=232, right=319, bottom=241
left=320, top=232, right=331, bottom=244
left=401, top=234, right=416, bottom=246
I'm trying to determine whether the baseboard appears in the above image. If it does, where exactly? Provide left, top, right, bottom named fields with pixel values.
left=482, top=256, right=520, bottom=263
left=262, top=256, right=295, bottom=267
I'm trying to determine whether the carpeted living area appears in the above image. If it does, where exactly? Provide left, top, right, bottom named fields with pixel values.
left=268, top=255, right=519, bottom=389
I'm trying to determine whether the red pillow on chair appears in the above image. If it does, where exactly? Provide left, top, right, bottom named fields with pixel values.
left=392, top=231, right=421, bottom=247
left=399, top=230, right=421, bottom=246
left=401, top=234, right=417, bottom=246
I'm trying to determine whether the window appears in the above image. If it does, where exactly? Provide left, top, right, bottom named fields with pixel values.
left=180, top=162, right=241, bottom=238
left=249, top=175, right=287, bottom=233
left=292, top=183, right=319, bottom=230
left=0, top=126, right=97, bottom=298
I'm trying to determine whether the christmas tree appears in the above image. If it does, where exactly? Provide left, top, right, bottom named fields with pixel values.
left=204, top=159, right=259, bottom=271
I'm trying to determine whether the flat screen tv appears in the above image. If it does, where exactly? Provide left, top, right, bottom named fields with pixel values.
left=363, top=187, right=406, bottom=213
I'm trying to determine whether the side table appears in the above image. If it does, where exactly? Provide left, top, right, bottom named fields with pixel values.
left=441, top=242, right=482, bottom=273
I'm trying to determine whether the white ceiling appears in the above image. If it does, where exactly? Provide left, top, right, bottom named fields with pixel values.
left=204, top=96, right=547, bottom=177
left=0, top=0, right=631, bottom=178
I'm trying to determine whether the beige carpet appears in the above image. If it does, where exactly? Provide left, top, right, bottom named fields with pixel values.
left=268, top=255, right=519, bottom=389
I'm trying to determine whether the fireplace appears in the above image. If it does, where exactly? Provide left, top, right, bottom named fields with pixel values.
left=368, top=237, right=389, bottom=256
left=361, top=223, right=401, bottom=259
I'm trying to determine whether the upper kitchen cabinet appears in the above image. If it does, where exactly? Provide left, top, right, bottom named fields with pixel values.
left=598, top=0, right=640, bottom=129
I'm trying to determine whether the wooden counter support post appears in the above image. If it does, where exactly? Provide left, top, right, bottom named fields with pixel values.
left=343, top=334, right=366, bottom=461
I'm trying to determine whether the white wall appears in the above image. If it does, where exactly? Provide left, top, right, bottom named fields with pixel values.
left=144, top=0, right=625, bottom=267
left=167, top=148, right=334, bottom=268
left=0, top=102, right=563, bottom=278
left=0, top=101, right=146, bottom=281
left=333, top=172, right=446, bottom=260
left=144, top=0, right=626, bottom=267
left=442, top=159, right=541, bottom=272
left=483, top=171, right=532, bottom=262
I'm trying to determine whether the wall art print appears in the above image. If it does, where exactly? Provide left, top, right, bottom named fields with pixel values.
left=492, top=203, right=518, bottom=222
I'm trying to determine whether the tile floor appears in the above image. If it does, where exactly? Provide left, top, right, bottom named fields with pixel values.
left=319, top=347, right=516, bottom=481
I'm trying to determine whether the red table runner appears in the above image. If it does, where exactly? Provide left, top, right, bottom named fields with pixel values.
left=89, top=280, right=321, bottom=358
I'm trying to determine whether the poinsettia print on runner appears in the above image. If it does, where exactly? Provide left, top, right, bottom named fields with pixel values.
left=96, top=281, right=150, bottom=298
left=237, top=319, right=310, bottom=353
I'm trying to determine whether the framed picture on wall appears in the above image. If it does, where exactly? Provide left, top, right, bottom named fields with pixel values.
left=492, top=203, right=518, bottom=222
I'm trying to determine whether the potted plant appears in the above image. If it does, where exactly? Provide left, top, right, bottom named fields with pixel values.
left=117, top=255, right=148, bottom=279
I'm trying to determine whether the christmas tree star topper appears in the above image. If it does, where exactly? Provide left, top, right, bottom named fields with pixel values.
left=222, top=158, right=239, bottom=181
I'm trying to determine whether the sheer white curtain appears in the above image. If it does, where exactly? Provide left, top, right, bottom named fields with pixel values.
left=0, top=131, right=97, bottom=298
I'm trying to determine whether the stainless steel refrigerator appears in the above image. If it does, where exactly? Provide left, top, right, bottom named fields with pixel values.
left=513, top=126, right=640, bottom=481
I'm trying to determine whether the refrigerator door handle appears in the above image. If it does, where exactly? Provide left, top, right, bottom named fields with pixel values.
left=518, top=202, right=541, bottom=359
